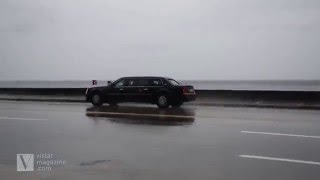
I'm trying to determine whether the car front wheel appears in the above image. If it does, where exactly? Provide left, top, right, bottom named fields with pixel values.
left=91, top=94, right=103, bottom=106
left=156, top=94, right=170, bottom=109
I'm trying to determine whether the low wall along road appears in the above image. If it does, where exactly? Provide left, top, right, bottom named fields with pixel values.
left=0, top=88, right=320, bottom=109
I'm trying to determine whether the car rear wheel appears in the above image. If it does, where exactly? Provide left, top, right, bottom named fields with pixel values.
left=91, top=94, right=103, bottom=106
left=156, top=94, right=170, bottom=109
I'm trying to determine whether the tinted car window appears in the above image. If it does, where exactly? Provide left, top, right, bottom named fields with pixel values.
left=136, top=79, right=149, bottom=86
left=115, top=79, right=138, bottom=87
left=135, top=79, right=163, bottom=86
left=168, top=79, right=180, bottom=86
left=149, top=79, right=163, bottom=86
left=115, top=79, right=127, bottom=87
left=127, top=79, right=137, bottom=86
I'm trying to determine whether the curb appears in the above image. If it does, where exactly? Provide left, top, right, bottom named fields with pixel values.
left=1, top=98, right=320, bottom=110
left=194, top=102, right=320, bottom=110
left=0, top=98, right=85, bottom=103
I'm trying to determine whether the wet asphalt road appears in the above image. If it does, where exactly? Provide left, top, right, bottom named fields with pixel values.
left=0, top=100, right=320, bottom=180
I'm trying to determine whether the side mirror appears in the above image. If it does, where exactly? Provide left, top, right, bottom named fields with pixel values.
left=107, top=81, right=113, bottom=85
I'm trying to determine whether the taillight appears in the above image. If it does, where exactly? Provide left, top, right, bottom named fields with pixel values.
left=183, top=87, right=195, bottom=94
left=183, top=87, right=188, bottom=94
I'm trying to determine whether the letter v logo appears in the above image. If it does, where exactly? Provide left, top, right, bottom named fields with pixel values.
left=17, top=154, right=34, bottom=171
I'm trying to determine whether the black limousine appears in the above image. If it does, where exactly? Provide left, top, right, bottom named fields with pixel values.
left=85, top=76, right=196, bottom=108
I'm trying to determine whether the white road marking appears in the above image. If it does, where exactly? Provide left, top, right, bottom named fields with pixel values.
left=239, top=155, right=320, bottom=165
left=86, top=111, right=194, bottom=119
left=241, top=131, right=320, bottom=139
left=0, top=117, right=48, bottom=121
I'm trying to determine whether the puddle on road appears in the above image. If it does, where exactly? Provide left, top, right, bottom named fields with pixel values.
left=86, top=106, right=195, bottom=126
left=80, top=160, right=111, bottom=166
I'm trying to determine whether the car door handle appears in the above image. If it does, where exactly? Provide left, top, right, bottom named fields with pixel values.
left=119, top=88, right=124, bottom=91
left=143, top=88, right=149, bottom=91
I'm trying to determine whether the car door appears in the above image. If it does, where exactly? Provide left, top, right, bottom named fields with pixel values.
left=110, top=79, right=128, bottom=102
left=137, top=78, right=163, bottom=102
left=123, top=79, right=140, bottom=102
left=111, top=78, right=140, bottom=103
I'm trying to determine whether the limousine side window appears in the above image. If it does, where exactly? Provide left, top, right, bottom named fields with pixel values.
left=136, top=79, right=149, bottom=86
left=115, top=79, right=128, bottom=87
left=149, top=79, right=163, bottom=86
left=134, top=79, right=163, bottom=86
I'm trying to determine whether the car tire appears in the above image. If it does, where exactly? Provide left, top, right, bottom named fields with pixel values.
left=156, top=94, right=170, bottom=109
left=172, top=101, right=183, bottom=108
left=91, top=94, right=103, bottom=106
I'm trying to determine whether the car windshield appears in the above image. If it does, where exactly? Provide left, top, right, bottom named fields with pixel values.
left=168, top=79, right=180, bottom=86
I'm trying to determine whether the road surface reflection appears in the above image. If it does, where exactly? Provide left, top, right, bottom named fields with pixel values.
left=86, top=106, right=195, bottom=126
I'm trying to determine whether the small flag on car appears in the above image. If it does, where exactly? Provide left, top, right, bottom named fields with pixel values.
left=92, top=80, right=97, bottom=85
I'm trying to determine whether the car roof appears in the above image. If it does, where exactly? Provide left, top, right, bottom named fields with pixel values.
left=121, top=76, right=172, bottom=79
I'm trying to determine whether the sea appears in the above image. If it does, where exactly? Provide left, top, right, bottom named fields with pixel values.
left=0, top=80, right=320, bottom=91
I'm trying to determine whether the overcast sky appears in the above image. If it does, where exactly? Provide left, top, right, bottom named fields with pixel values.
left=0, top=0, right=319, bottom=80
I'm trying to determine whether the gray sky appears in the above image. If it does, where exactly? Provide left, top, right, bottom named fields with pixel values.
left=0, top=0, right=320, bottom=80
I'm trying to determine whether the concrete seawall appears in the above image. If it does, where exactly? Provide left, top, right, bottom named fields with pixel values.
left=0, top=88, right=87, bottom=96
left=1, top=88, right=320, bottom=101
left=0, top=88, right=320, bottom=109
